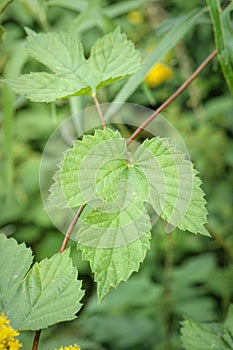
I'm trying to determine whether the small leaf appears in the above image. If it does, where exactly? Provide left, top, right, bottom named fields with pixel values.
left=5, top=28, right=141, bottom=101
left=79, top=231, right=151, bottom=301
left=0, top=233, right=84, bottom=330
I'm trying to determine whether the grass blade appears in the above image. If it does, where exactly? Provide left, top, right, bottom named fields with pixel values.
left=206, top=0, right=233, bottom=93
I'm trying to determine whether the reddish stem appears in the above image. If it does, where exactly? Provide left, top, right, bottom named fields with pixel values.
left=92, top=93, right=106, bottom=129
left=32, top=330, right=41, bottom=350
left=127, top=49, right=218, bottom=145
left=59, top=204, right=86, bottom=254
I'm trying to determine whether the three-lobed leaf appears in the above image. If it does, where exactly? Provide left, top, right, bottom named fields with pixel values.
left=49, top=128, right=208, bottom=299
left=0, top=233, right=84, bottom=330
left=6, top=28, right=141, bottom=102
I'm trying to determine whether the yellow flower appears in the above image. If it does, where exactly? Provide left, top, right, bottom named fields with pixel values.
left=127, top=11, right=144, bottom=24
left=0, top=313, right=22, bottom=350
left=145, top=62, right=173, bottom=88
left=56, top=345, right=80, bottom=350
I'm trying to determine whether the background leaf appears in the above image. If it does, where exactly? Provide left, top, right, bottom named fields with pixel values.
left=181, top=304, right=233, bottom=350
left=0, top=233, right=84, bottom=330
left=181, top=319, right=222, bottom=350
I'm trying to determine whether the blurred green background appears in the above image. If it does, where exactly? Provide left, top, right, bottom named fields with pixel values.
left=0, top=0, right=233, bottom=349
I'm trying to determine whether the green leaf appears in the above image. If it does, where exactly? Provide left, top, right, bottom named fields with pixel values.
left=6, top=72, right=90, bottom=103
left=5, top=28, right=141, bottom=102
left=79, top=231, right=151, bottom=301
left=77, top=201, right=151, bottom=248
left=0, top=234, right=33, bottom=312
left=50, top=128, right=127, bottom=208
left=181, top=320, right=223, bottom=350
left=49, top=128, right=151, bottom=247
left=223, top=305, right=233, bottom=348
left=134, top=137, right=208, bottom=235
left=26, top=29, right=86, bottom=75
left=49, top=128, right=208, bottom=299
left=181, top=304, right=233, bottom=350
left=206, top=0, right=233, bottom=93
left=0, top=233, right=84, bottom=330
left=87, top=27, right=141, bottom=91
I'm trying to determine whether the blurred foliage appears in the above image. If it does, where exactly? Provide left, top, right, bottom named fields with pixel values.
left=0, top=0, right=232, bottom=349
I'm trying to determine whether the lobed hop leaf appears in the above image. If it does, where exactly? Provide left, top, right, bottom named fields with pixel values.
left=5, top=28, right=141, bottom=102
left=49, top=128, right=209, bottom=300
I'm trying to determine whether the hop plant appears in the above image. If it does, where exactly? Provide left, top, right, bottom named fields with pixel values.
left=0, top=313, right=22, bottom=350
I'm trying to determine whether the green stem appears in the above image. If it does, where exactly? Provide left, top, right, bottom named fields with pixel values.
left=127, top=49, right=218, bottom=145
